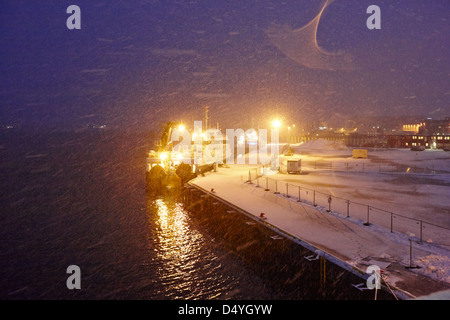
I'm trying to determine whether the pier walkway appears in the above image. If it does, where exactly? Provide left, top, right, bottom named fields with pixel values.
left=189, top=164, right=450, bottom=299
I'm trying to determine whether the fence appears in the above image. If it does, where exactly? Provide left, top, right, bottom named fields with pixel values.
left=247, top=166, right=450, bottom=247
left=300, top=160, right=450, bottom=175
left=249, top=159, right=450, bottom=177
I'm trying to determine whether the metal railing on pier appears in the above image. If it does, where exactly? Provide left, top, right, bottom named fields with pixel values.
left=247, top=166, right=450, bottom=248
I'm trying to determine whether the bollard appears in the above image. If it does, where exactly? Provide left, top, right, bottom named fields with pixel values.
left=286, top=183, right=290, bottom=198
left=297, top=186, right=302, bottom=202
left=327, top=195, right=332, bottom=212
left=313, top=190, right=316, bottom=206
left=265, top=177, right=269, bottom=191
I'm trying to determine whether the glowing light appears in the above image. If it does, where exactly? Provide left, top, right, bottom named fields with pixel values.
left=178, top=124, right=185, bottom=131
left=160, top=152, right=168, bottom=161
left=272, top=119, right=282, bottom=129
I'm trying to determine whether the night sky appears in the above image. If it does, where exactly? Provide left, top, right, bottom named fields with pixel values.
left=0, top=0, right=449, bottom=130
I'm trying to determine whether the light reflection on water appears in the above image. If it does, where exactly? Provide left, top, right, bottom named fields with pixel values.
left=148, top=196, right=237, bottom=300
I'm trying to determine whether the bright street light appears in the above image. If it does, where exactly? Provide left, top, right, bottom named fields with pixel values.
left=272, top=119, right=282, bottom=129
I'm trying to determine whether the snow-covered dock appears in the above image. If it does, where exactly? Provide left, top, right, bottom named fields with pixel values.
left=189, top=142, right=450, bottom=299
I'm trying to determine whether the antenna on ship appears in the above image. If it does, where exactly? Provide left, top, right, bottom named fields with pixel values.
left=204, top=106, right=209, bottom=130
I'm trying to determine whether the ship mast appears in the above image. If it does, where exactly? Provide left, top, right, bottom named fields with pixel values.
left=204, top=106, right=209, bottom=130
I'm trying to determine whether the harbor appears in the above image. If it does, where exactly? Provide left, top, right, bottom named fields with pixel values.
left=3, top=0, right=450, bottom=306
left=145, top=120, right=450, bottom=299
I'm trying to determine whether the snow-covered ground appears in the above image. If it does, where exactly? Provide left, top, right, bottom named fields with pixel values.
left=190, top=140, right=450, bottom=298
left=286, top=140, right=450, bottom=225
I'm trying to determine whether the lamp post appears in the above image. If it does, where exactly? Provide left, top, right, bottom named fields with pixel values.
left=288, top=126, right=291, bottom=145
left=272, top=119, right=297, bottom=144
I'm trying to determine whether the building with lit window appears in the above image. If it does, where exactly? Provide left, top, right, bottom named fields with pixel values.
left=418, top=117, right=450, bottom=135
left=402, top=123, right=422, bottom=133
left=397, top=117, right=450, bottom=149
left=292, top=117, right=450, bottom=150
